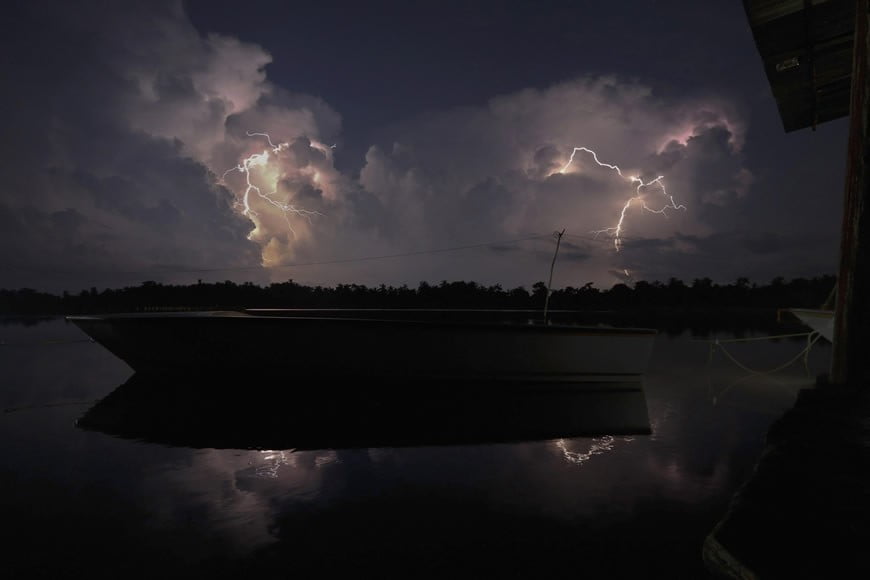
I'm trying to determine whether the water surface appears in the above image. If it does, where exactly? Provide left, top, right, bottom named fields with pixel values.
left=0, top=317, right=831, bottom=578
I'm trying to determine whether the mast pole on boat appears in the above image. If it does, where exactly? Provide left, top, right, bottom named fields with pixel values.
left=543, top=229, right=566, bottom=323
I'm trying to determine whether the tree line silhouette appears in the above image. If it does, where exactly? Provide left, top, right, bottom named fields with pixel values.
left=1, top=275, right=836, bottom=316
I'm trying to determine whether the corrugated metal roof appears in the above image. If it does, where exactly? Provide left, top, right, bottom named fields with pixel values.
left=743, top=0, right=854, bottom=132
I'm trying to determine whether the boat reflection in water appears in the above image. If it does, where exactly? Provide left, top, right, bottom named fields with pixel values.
left=76, top=374, right=651, bottom=451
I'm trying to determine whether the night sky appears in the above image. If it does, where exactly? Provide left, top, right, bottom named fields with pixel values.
left=0, top=0, right=849, bottom=293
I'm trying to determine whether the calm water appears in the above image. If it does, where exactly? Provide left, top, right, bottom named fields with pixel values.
left=0, top=317, right=831, bottom=579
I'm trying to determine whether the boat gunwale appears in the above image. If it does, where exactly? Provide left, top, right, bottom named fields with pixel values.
left=66, top=311, right=658, bottom=336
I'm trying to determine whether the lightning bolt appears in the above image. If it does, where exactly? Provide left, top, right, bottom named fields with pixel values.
left=221, top=131, right=324, bottom=237
left=558, top=147, right=686, bottom=252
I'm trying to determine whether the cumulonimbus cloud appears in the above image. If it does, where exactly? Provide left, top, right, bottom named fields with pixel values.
left=356, top=77, right=750, bottom=286
left=1, top=0, right=762, bottom=292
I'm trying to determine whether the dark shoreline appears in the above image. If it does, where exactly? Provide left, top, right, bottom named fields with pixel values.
left=1, top=275, right=836, bottom=316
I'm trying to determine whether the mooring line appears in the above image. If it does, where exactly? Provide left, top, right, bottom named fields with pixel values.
left=0, top=338, right=94, bottom=346
left=705, top=331, right=822, bottom=375
left=691, top=331, right=816, bottom=344
left=3, top=400, right=98, bottom=415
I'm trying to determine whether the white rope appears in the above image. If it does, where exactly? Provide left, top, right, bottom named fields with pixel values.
left=0, top=338, right=94, bottom=346
left=706, top=331, right=822, bottom=375
left=692, top=331, right=816, bottom=344
left=3, top=400, right=97, bottom=414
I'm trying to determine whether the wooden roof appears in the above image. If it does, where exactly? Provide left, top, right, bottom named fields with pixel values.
left=743, top=0, right=855, bottom=132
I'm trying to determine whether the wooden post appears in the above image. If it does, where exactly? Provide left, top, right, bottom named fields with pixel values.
left=832, top=0, right=870, bottom=385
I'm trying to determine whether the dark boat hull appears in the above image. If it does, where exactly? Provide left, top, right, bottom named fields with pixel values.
left=68, top=310, right=657, bottom=384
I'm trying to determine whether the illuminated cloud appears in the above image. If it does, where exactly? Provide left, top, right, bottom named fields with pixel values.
left=357, top=77, right=751, bottom=286
left=0, top=1, right=841, bottom=292
left=0, top=0, right=347, bottom=288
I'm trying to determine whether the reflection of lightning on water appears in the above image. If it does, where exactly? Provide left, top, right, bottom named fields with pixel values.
left=222, top=131, right=324, bottom=238
left=558, top=146, right=686, bottom=252
left=555, top=436, right=631, bottom=465
left=254, top=449, right=340, bottom=478
left=255, top=449, right=296, bottom=478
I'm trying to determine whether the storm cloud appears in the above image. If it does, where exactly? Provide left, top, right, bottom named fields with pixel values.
left=0, top=1, right=845, bottom=292
left=356, top=77, right=752, bottom=287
